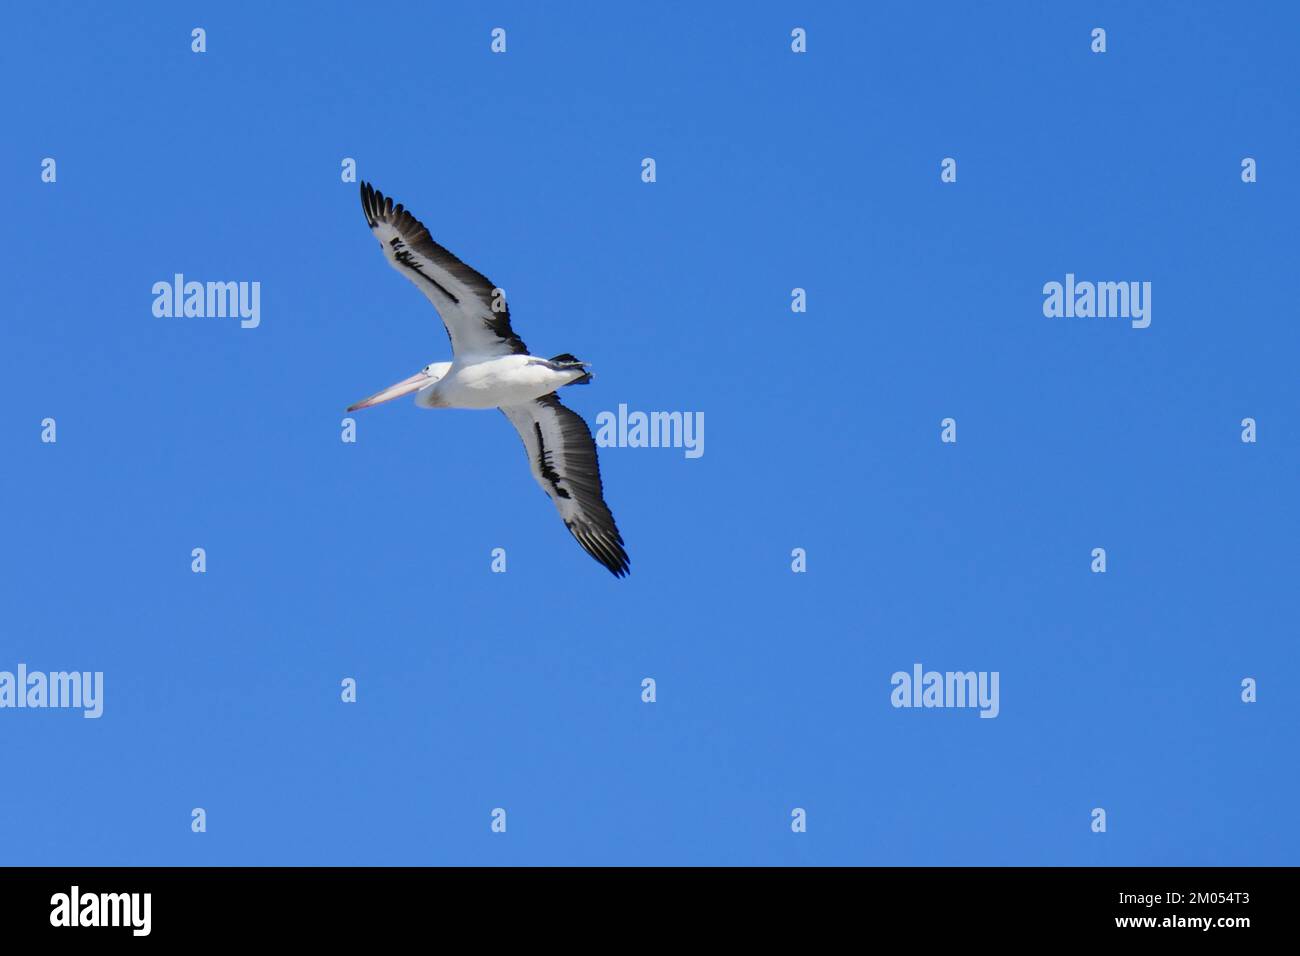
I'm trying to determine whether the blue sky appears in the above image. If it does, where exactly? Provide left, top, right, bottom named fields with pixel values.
left=2, top=1, right=1296, bottom=865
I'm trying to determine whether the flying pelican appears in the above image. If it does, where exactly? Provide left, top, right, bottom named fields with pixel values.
left=347, top=182, right=629, bottom=577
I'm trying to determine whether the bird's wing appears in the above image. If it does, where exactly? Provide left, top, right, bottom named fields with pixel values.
left=501, top=394, right=630, bottom=578
left=359, top=181, right=528, bottom=360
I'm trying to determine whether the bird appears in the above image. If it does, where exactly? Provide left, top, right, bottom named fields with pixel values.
left=347, top=182, right=630, bottom=577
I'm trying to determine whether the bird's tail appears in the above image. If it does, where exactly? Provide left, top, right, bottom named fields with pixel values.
left=549, top=353, right=592, bottom=385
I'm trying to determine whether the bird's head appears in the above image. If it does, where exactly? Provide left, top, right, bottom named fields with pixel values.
left=347, top=362, right=447, bottom=412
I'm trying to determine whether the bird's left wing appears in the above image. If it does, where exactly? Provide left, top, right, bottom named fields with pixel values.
left=501, top=394, right=630, bottom=578
left=359, top=181, right=529, bottom=359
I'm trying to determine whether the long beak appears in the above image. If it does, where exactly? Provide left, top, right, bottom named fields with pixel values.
left=347, top=370, right=431, bottom=412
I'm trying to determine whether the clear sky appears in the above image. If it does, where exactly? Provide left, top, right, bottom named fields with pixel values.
left=2, top=1, right=1296, bottom=866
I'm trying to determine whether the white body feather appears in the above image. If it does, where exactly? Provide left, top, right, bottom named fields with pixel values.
left=417, top=356, right=586, bottom=409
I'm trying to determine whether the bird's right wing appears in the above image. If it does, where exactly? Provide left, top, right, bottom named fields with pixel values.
left=501, top=394, right=630, bottom=578
left=359, top=181, right=529, bottom=360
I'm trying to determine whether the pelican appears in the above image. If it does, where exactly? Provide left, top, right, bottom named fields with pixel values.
left=347, top=182, right=630, bottom=577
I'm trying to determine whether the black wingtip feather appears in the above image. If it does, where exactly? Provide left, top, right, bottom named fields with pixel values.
left=567, top=522, right=630, bottom=577
left=359, top=180, right=377, bottom=227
